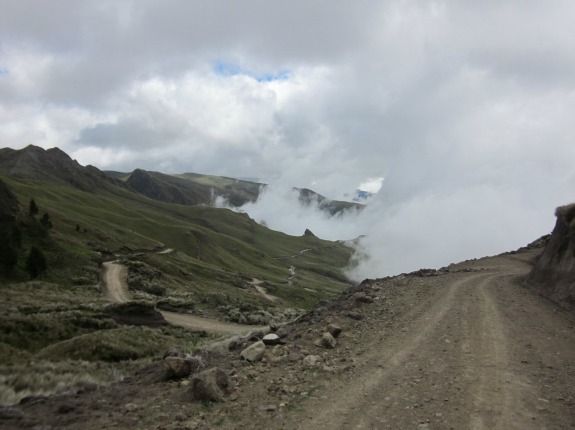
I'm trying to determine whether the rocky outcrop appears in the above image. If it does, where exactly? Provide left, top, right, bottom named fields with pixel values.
left=528, top=204, right=575, bottom=310
left=0, top=145, right=123, bottom=192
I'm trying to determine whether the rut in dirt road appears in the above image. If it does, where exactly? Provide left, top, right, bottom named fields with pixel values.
left=284, top=255, right=575, bottom=430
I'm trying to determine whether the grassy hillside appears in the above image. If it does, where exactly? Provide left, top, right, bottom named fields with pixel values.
left=1, top=174, right=352, bottom=302
left=0, top=146, right=355, bottom=402
left=0, top=171, right=353, bottom=403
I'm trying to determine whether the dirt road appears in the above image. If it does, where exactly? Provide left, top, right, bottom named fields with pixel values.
left=101, top=262, right=130, bottom=303
left=250, top=278, right=279, bottom=303
left=278, top=252, right=575, bottom=430
left=101, top=260, right=259, bottom=335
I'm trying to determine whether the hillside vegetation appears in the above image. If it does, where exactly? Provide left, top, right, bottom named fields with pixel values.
left=0, top=145, right=353, bottom=403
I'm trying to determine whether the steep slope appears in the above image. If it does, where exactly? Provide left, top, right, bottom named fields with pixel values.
left=126, top=169, right=212, bottom=206
left=0, top=178, right=19, bottom=222
left=0, top=145, right=123, bottom=192
left=176, top=172, right=262, bottom=206
left=528, top=203, right=575, bottom=310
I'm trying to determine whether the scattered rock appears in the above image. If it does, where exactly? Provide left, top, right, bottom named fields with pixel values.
left=260, top=404, right=277, bottom=412
left=262, top=333, right=282, bottom=345
left=327, top=323, right=342, bottom=338
left=354, top=293, right=374, bottom=304
left=56, top=403, right=75, bottom=414
left=240, top=341, right=266, bottom=362
left=346, top=311, right=364, bottom=320
left=124, top=403, right=138, bottom=412
left=315, top=332, right=337, bottom=349
left=303, top=355, right=322, bottom=368
left=276, top=325, right=292, bottom=338
left=0, top=407, right=24, bottom=420
left=188, top=368, right=231, bottom=402
left=164, top=355, right=203, bottom=380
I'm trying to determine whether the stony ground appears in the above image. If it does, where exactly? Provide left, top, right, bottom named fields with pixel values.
left=3, top=247, right=575, bottom=430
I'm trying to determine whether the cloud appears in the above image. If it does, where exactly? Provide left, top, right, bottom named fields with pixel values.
left=1, top=1, right=575, bottom=278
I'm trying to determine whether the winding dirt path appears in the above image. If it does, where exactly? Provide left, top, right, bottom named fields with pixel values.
left=250, top=278, right=279, bottom=303
left=101, top=259, right=259, bottom=335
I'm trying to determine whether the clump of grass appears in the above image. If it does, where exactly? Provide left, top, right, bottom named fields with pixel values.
left=0, top=359, right=129, bottom=405
left=36, top=327, right=172, bottom=362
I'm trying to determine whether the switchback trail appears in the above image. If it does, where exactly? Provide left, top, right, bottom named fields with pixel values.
left=101, top=259, right=260, bottom=335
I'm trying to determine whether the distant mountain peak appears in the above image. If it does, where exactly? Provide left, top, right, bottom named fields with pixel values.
left=0, top=145, right=122, bottom=192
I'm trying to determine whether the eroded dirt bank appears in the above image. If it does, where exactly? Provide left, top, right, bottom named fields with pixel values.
left=4, top=247, right=575, bottom=430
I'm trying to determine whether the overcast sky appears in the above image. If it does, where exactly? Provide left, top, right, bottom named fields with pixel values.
left=1, top=1, right=575, bottom=275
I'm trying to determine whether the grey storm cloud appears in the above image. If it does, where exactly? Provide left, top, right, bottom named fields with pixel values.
left=1, top=0, right=575, bottom=275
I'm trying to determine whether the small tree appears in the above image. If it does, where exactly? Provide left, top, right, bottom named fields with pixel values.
left=75, top=224, right=81, bottom=232
left=40, top=213, right=52, bottom=229
left=26, top=247, right=47, bottom=279
left=29, top=199, right=39, bottom=217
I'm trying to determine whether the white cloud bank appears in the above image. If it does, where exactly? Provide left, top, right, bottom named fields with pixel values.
left=1, top=1, right=575, bottom=278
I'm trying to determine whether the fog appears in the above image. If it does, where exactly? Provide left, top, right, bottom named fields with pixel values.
left=233, top=178, right=563, bottom=281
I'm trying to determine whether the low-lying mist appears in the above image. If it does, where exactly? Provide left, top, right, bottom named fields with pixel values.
left=220, top=183, right=562, bottom=283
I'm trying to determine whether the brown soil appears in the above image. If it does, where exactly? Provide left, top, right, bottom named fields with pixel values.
left=4, top=248, right=575, bottom=430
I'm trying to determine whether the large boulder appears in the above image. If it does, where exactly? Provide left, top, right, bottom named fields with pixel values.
left=164, top=355, right=203, bottom=380
left=528, top=204, right=575, bottom=310
left=240, top=341, right=266, bottom=362
left=188, top=368, right=231, bottom=402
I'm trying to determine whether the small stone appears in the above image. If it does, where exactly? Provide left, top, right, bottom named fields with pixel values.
left=261, top=404, right=277, bottom=412
left=346, top=312, right=363, bottom=320
left=188, top=368, right=231, bottom=402
left=262, top=333, right=282, bottom=346
left=303, top=355, right=322, bottom=368
left=240, top=341, right=266, bottom=362
left=56, top=403, right=74, bottom=414
left=315, top=332, right=337, bottom=349
left=124, top=403, right=138, bottom=412
left=327, top=323, right=342, bottom=338
left=164, top=355, right=203, bottom=380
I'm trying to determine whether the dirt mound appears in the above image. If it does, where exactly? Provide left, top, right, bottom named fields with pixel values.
left=104, top=301, right=167, bottom=327
left=528, top=203, right=575, bottom=310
